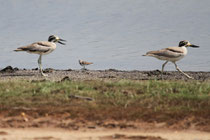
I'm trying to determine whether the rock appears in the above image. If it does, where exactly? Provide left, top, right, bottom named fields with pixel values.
left=61, top=76, right=71, bottom=82
left=146, top=69, right=161, bottom=76
left=66, top=69, right=73, bottom=71
left=0, top=66, right=17, bottom=73
left=43, top=68, right=54, bottom=73
left=106, top=69, right=119, bottom=72
left=32, top=68, right=38, bottom=70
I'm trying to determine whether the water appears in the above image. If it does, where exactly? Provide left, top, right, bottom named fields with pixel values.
left=0, top=0, right=210, bottom=71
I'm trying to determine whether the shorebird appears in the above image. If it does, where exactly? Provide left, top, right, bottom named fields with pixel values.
left=79, top=60, right=93, bottom=70
left=143, top=40, right=199, bottom=79
left=14, top=35, right=66, bottom=76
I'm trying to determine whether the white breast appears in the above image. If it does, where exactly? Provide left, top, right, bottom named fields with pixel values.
left=170, top=46, right=187, bottom=62
left=43, top=42, right=56, bottom=55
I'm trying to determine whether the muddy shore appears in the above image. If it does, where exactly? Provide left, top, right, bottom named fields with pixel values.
left=0, top=66, right=209, bottom=81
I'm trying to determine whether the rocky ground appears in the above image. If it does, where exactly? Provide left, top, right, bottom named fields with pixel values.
left=0, top=66, right=209, bottom=81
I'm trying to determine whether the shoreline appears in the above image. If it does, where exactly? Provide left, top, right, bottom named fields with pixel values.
left=0, top=66, right=209, bottom=81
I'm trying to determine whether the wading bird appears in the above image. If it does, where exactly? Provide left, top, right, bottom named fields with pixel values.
left=79, top=60, right=93, bottom=70
left=143, top=40, right=199, bottom=79
left=14, top=35, right=66, bottom=76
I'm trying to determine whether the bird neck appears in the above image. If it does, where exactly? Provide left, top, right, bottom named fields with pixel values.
left=181, top=46, right=188, bottom=55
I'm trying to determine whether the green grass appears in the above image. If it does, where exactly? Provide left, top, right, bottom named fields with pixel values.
left=0, top=79, right=210, bottom=122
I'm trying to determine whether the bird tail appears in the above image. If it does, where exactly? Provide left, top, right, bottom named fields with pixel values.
left=142, top=51, right=155, bottom=56
left=14, top=46, right=26, bottom=52
left=14, top=48, right=23, bottom=52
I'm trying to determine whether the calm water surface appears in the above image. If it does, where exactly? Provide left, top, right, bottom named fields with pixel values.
left=0, top=0, right=210, bottom=71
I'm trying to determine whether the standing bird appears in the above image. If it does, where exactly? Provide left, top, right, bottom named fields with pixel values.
left=143, top=40, right=199, bottom=79
left=14, top=35, right=66, bottom=76
left=79, top=60, right=93, bottom=70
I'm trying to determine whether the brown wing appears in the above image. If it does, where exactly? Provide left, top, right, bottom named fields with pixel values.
left=79, top=60, right=93, bottom=65
left=165, top=47, right=184, bottom=53
left=83, top=61, right=93, bottom=65
left=14, top=41, right=52, bottom=53
left=145, top=47, right=183, bottom=58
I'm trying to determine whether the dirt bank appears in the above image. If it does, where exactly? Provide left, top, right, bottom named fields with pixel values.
left=1, top=66, right=210, bottom=140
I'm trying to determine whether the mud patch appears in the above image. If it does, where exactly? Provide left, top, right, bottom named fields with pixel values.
left=0, top=131, right=8, bottom=135
left=33, top=136, right=59, bottom=140
left=101, top=134, right=166, bottom=140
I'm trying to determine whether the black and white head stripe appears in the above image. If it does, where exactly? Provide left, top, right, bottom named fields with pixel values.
left=48, top=35, right=57, bottom=42
left=178, top=40, right=188, bottom=47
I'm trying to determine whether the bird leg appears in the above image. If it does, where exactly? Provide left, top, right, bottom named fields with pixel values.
left=173, top=62, right=193, bottom=79
left=81, top=65, right=86, bottom=71
left=161, top=61, right=168, bottom=79
left=38, top=55, right=47, bottom=77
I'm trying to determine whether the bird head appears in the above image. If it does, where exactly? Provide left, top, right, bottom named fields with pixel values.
left=178, top=40, right=199, bottom=48
left=48, top=35, right=66, bottom=45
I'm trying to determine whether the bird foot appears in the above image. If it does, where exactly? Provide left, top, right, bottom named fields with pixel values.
left=182, top=72, right=194, bottom=79
left=41, top=72, right=48, bottom=77
left=81, top=68, right=88, bottom=71
left=187, top=75, right=194, bottom=79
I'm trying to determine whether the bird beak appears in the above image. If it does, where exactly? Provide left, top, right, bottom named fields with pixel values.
left=188, top=44, right=199, bottom=48
left=58, top=38, right=66, bottom=45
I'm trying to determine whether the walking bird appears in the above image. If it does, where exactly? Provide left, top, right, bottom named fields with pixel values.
left=14, top=35, right=66, bottom=76
left=79, top=60, right=93, bottom=70
left=143, top=40, right=199, bottom=79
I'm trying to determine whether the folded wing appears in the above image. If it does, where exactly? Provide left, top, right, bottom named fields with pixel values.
left=14, top=41, right=52, bottom=53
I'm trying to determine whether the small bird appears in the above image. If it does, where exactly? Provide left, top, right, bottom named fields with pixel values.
left=14, top=35, right=66, bottom=76
left=143, top=40, right=199, bottom=79
left=79, top=60, right=93, bottom=70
